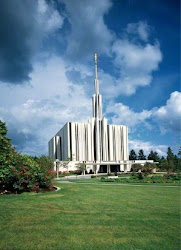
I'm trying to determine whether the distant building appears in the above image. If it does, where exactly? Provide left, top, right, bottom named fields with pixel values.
left=49, top=53, right=153, bottom=173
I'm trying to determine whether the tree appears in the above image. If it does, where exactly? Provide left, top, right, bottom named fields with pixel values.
left=56, top=157, right=72, bottom=178
left=159, top=158, right=169, bottom=171
left=0, top=120, right=8, bottom=136
left=63, top=157, right=71, bottom=173
left=148, top=151, right=160, bottom=162
left=178, top=147, right=181, bottom=158
left=167, top=147, right=174, bottom=162
left=131, top=163, right=142, bottom=172
left=0, top=120, right=16, bottom=165
left=129, top=149, right=137, bottom=160
left=77, top=161, right=86, bottom=175
left=138, top=149, right=146, bottom=160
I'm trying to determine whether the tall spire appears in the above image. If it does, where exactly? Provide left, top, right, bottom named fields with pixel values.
left=94, top=52, right=99, bottom=94
left=92, top=52, right=102, bottom=119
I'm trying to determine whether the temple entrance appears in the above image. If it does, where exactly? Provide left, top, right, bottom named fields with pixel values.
left=110, top=165, right=120, bottom=172
left=99, top=165, right=107, bottom=173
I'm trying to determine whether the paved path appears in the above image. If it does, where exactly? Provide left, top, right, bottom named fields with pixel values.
left=58, top=181, right=181, bottom=188
left=55, top=174, right=130, bottom=180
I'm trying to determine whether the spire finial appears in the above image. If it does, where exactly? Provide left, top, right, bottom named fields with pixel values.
left=95, top=52, right=97, bottom=80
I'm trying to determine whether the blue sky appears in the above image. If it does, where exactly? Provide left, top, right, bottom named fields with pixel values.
left=0, top=0, right=180, bottom=157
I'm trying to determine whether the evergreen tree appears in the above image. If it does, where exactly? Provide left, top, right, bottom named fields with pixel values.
left=148, top=150, right=160, bottom=162
left=0, top=120, right=15, bottom=162
left=138, top=149, right=146, bottom=160
left=0, top=120, right=8, bottom=136
left=167, top=147, right=175, bottom=162
left=129, top=149, right=137, bottom=160
left=178, top=147, right=181, bottom=158
left=160, top=158, right=169, bottom=171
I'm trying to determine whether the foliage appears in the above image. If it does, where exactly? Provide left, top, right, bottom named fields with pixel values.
left=129, top=149, right=137, bottom=160
left=167, top=147, right=175, bottom=162
left=147, top=150, right=160, bottom=162
left=34, top=155, right=54, bottom=171
left=138, top=149, right=146, bottom=160
left=142, top=162, right=156, bottom=173
left=77, top=161, right=86, bottom=175
left=138, top=173, right=144, bottom=179
left=129, top=146, right=181, bottom=173
left=0, top=120, right=54, bottom=193
left=99, top=173, right=181, bottom=184
left=0, top=154, right=54, bottom=193
left=178, top=147, right=181, bottom=158
left=58, top=158, right=71, bottom=172
left=131, top=163, right=142, bottom=172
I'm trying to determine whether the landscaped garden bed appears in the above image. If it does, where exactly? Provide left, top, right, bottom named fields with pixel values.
left=100, top=173, right=181, bottom=184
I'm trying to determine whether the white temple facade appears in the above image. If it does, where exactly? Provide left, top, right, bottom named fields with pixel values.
left=49, top=53, right=132, bottom=173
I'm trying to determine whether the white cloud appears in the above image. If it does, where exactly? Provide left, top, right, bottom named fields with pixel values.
left=38, top=0, right=47, bottom=13
left=106, top=102, right=152, bottom=128
left=153, top=91, right=181, bottom=133
left=0, top=56, right=91, bottom=155
left=60, top=0, right=113, bottom=60
left=126, top=21, right=150, bottom=42
left=129, top=139, right=168, bottom=156
left=82, top=20, right=162, bottom=98
left=81, top=21, right=162, bottom=98
left=111, top=39, right=162, bottom=95
left=106, top=91, right=181, bottom=134
left=0, top=1, right=178, bottom=157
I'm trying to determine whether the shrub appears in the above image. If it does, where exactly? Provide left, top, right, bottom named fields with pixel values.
left=0, top=121, right=54, bottom=192
left=91, top=175, right=96, bottom=178
left=138, top=173, right=144, bottom=180
left=0, top=154, right=54, bottom=193
left=165, top=174, right=181, bottom=181
left=131, top=164, right=142, bottom=172
left=101, top=177, right=105, bottom=180
left=142, top=162, right=156, bottom=173
left=34, top=155, right=54, bottom=171
left=0, top=120, right=54, bottom=193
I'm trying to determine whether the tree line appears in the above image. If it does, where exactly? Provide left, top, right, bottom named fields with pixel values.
left=129, top=148, right=181, bottom=172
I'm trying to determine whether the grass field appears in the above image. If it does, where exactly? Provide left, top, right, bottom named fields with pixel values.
left=0, top=181, right=180, bottom=250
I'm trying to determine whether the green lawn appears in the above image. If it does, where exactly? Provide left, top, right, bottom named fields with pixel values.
left=0, top=182, right=180, bottom=250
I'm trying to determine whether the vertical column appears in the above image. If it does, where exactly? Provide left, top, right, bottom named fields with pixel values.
left=107, top=165, right=111, bottom=173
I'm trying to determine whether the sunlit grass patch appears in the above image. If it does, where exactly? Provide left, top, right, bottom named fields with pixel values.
left=0, top=182, right=180, bottom=250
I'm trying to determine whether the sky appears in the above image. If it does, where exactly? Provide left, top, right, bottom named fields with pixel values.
left=0, top=0, right=180, bottom=157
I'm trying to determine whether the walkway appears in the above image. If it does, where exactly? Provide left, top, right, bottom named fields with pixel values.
left=55, top=173, right=129, bottom=180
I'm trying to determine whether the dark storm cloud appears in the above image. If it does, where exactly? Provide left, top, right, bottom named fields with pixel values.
left=0, top=0, right=40, bottom=84
left=7, top=125, right=37, bottom=152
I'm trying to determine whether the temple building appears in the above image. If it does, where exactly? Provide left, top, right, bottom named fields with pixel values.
left=49, top=53, right=147, bottom=173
